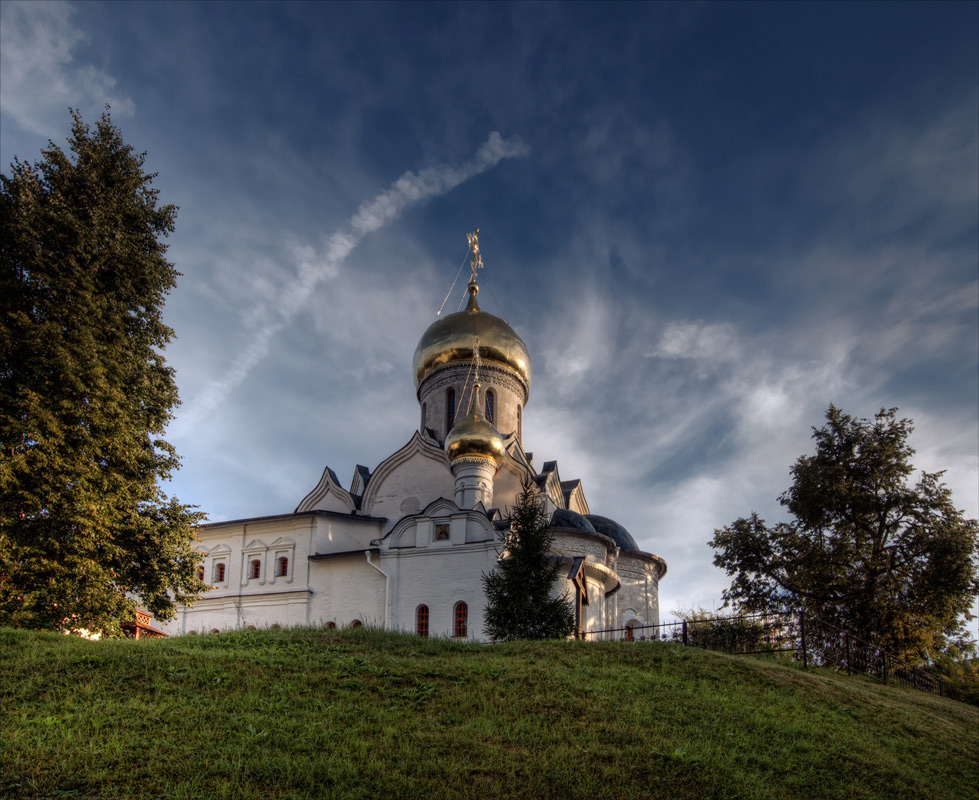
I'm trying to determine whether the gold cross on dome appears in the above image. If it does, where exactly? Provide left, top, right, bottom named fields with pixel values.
left=467, top=227, right=483, bottom=282
left=472, top=338, right=481, bottom=383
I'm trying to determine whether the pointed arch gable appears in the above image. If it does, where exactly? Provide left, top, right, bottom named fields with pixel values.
left=562, top=480, right=590, bottom=515
left=536, top=461, right=566, bottom=510
left=350, top=465, right=372, bottom=496
left=296, top=466, right=357, bottom=514
left=360, top=431, right=452, bottom=519
left=492, top=438, right=538, bottom=511
left=421, top=496, right=460, bottom=518
left=384, top=497, right=496, bottom=549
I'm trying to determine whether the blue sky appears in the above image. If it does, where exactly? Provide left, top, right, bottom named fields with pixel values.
left=2, top=1, right=977, bottom=624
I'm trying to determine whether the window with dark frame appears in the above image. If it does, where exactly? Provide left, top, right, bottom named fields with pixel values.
left=454, top=601, right=468, bottom=637
left=249, top=559, right=261, bottom=579
left=485, top=389, right=495, bottom=424
left=446, top=387, right=456, bottom=432
left=276, top=556, right=288, bottom=577
left=214, top=562, right=226, bottom=583
left=416, top=605, right=429, bottom=637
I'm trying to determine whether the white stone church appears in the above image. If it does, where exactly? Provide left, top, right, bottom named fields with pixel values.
left=163, top=232, right=666, bottom=641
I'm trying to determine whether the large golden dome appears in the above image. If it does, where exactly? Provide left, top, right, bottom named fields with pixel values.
left=412, top=281, right=532, bottom=393
left=445, top=385, right=506, bottom=467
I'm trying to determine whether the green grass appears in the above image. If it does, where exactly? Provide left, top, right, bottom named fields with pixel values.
left=1, top=626, right=976, bottom=800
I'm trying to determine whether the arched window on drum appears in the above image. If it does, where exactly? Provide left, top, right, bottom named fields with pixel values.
left=484, top=389, right=495, bottom=425
left=446, top=387, right=456, bottom=433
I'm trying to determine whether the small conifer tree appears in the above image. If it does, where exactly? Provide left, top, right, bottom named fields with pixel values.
left=482, top=483, right=575, bottom=641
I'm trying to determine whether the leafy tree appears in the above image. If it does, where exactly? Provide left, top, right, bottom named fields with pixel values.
left=483, top=484, right=575, bottom=641
left=710, top=406, right=978, bottom=660
left=0, top=109, right=206, bottom=636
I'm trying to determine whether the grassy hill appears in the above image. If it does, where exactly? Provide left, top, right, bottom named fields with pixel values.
left=1, top=626, right=976, bottom=800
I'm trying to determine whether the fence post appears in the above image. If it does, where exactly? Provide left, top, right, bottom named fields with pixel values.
left=682, top=620, right=688, bottom=647
left=845, top=632, right=851, bottom=676
left=799, top=611, right=807, bottom=670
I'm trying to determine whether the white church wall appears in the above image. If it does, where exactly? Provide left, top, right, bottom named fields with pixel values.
left=307, top=556, right=386, bottom=628
left=364, top=451, right=455, bottom=525
left=615, top=556, right=661, bottom=631
left=385, top=543, right=499, bottom=640
left=311, top=515, right=381, bottom=554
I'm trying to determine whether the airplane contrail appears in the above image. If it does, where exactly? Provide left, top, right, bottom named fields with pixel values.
left=172, top=132, right=529, bottom=437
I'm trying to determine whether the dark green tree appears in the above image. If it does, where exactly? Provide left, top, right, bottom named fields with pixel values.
left=710, top=406, right=979, bottom=660
left=0, top=109, right=206, bottom=636
left=482, top=483, right=575, bottom=641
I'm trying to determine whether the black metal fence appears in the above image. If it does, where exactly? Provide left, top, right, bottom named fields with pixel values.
left=581, top=610, right=945, bottom=697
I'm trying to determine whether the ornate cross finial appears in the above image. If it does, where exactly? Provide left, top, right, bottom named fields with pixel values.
left=472, top=338, right=482, bottom=384
left=467, top=227, right=482, bottom=282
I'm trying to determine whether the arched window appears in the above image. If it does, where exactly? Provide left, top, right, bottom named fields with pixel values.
left=196, top=565, right=205, bottom=582
left=454, top=602, right=468, bottom=638
left=517, top=404, right=522, bottom=443
left=351, top=619, right=363, bottom=628
left=326, top=621, right=337, bottom=629
left=210, top=628, right=220, bottom=634
left=416, top=605, right=429, bottom=637
left=421, top=402, right=427, bottom=430
left=446, top=387, right=456, bottom=433
left=276, top=556, right=288, bottom=577
left=249, top=559, right=261, bottom=579
left=485, top=389, right=495, bottom=424
left=624, top=624, right=634, bottom=642
left=213, top=562, right=226, bottom=583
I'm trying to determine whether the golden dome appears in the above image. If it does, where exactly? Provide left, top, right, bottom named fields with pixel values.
left=445, top=384, right=506, bottom=467
left=412, top=280, right=532, bottom=393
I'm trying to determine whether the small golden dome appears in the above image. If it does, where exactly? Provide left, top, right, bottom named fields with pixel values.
left=412, top=279, right=532, bottom=394
left=445, top=384, right=506, bottom=467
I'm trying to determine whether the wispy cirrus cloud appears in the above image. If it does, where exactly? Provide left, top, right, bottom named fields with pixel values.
left=0, top=1, right=134, bottom=139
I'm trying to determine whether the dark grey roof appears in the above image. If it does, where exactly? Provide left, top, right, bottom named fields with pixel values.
left=585, top=515, right=640, bottom=552
left=550, top=509, right=597, bottom=533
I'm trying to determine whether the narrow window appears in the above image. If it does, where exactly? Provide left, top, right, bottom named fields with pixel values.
left=625, top=625, right=634, bottom=642
left=249, top=559, right=261, bottom=579
left=416, top=605, right=429, bottom=637
left=276, top=556, right=288, bottom=577
left=214, top=562, right=226, bottom=583
left=351, top=619, right=363, bottom=628
left=454, top=602, right=468, bottom=637
left=517, top=404, right=522, bottom=443
left=446, top=387, right=456, bottom=432
left=485, top=390, right=495, bottom=424
left=421, top=402, right=427, bottom=430
left=197, top=565, right=205, bottom=582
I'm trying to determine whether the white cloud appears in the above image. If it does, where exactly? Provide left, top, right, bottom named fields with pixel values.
left=648, top=321, right=738, bottom=362
left=0, top=1, right=134, bottom=137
